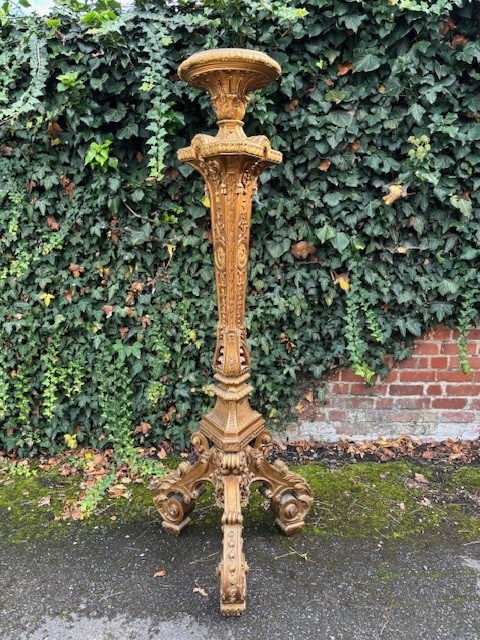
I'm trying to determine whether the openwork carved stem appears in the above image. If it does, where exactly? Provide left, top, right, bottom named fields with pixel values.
left=152, top=48, right=313, bottom=616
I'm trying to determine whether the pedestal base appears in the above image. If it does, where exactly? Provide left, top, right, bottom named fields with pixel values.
left=152, top=430, right=313, bottom=615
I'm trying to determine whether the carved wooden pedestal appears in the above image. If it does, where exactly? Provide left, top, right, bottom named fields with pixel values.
left=152, top=48, right=313, bottom=616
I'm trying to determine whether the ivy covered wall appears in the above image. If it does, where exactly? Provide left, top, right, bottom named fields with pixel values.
left=0, top=0, right=479, bottom=456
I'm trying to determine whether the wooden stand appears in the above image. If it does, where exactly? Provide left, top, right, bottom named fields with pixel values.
left=152, top=48, right=313, bottom=616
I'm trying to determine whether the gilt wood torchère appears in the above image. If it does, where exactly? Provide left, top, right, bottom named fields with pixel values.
left=153, top=48, right=313, bottom=616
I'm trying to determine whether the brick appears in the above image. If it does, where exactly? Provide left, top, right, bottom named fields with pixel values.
left=430, top=357, right=450, bottom=369
left=437, top=371, right=474, bottom=383
left=431, top=398, right=468, bottom=409
left=440, top=411, right=476, bottom=423
left=445, top=384, right=480, bottom=396
left=413, top=342, right=441, bottom=355
left=331, top=382, right=350, bottom=395
left=328, top=370, right=342, bottom=383
left=398, top=370, right=436, bottom=383
left=311, top=411, right=328, bottom=421
left=338, top=397, right=376, bottom=409
left=383, top=370, right=398, bottom=383
left=430, top=327, right=454, bottom=340
left=442, top=341, right=477, bottom=356
left=447, top=355, right=461, bottom=369
left=375, top=397, right=394, bottom=409
left=393, top=397, right=431, bottom=410
left=328, top=410, right=347, bottom=422
left=468, top=329, right=480, bottom=340
left=426, top=384, right=443, bottom=396
left=469, top=398, right=480, bottom=409
left=350, top=383, right=382, bottom=396
left=389, top=384, right=425, bottom=396
left=397, top=357, right=430, bottom=370
left=464, top=357, right=480, bottom=370
left=340, top=369, right=366, bottom=383
left=441, top=342, right=460, bottom=355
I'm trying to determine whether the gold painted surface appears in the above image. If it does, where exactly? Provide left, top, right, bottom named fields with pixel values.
left=153, top=48, right=312, bottom=617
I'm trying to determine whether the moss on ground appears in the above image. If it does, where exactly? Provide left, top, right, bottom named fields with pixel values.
left=295, top=462, right=453, bottom=540
left=0, top=467, right=157, bottom=544
left=448, top=466, right=480, bottom=491
left=1, top=460, right=480, bottom=544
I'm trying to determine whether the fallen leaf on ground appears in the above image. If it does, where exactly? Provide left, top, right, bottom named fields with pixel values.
left=414, top=473, right=429, bottom=484
left=154, top=569, right=167, bottom=578
left=304, top=390, right=314, bottom=403
left=193, top=586, right=208, bottom=597
left=38, top=496, right=51, bottom=507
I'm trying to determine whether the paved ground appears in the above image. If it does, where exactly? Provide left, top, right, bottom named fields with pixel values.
left=1, top=514, right=480, bottom=640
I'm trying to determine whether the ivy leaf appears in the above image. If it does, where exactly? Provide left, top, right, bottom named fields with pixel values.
left=325, top=90, right=346, bottom=104
left=431, top=302, right=453, bottom=322
left=327, top=111, right=354, bottom=127
left=338, top=15, right=365, bottom=32
left=130, top=224, right=152, bottom=246
left=330, top=232, right=350, bottom=253
left=39, top=292, right=55, bottom=307
left=315, top=224, right=336, bottom=243
left=437, top=279, right=459, bottom=296
left=353, top=52, right=382, bottom=73
left=450, top=195, right=472, bottom=217
left=405, top=318, right=422, bottom=336
left=266, top=238, right=291, bottom=260
left=382, top=184, right=408, bottom=206
left=117, top=122, right=139, bottom=139
left=291, top=241, right=316, bottom=259
left=408, top=103, right=426, bottom=124
left=334, top=273, right=350, bottom=291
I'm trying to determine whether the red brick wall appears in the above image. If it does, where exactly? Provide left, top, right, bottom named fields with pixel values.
left=289, top=326, right=480, bottom=442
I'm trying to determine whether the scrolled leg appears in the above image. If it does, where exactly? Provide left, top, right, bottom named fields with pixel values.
left=152, top=433, right=216, bottom=535
left=249, top=436, right=313, bottom=536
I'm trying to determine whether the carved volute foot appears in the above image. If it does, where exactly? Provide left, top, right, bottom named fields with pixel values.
left=152, top=432, right=216, bottom=536
left=248, top=432, right=313, bottom=536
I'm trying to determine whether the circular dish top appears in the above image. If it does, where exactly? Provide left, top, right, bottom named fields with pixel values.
left=178, top=48, right=281, bottom=92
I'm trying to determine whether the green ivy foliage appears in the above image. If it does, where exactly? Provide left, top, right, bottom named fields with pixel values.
left=0, top=0, right=479, bottom=456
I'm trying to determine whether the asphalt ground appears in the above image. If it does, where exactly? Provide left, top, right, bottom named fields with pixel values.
left=1, top=514, right=480, bottom=640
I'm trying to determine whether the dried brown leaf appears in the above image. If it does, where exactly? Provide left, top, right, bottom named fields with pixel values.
left=46, top=215, right=60, bottom=230
left=414, top=473, right=429, bottom=484
left=285, top=99, right=299, bottom=113
left=291, top=241, right=316, bottom=260
left=69, top=263, right=84, bottom=278
left=337, top=61, right=353, bottom=76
